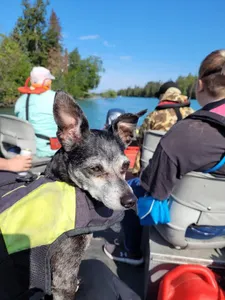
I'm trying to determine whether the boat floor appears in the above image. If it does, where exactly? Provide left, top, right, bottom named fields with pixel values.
left=77, top=228, right=145, bottom=299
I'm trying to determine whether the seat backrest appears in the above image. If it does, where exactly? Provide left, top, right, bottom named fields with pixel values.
left=141, top=130, right=225, bottom=249
left=156, top=171, right=225, bottom=249
left=0, top=114, right=36, bottom=158
left=141, top=130, right=165, bottom=169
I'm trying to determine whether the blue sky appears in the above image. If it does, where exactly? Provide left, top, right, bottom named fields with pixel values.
left=0, top=0, right=225, bottom=91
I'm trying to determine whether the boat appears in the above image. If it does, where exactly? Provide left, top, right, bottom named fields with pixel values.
left=141, top=130, right=225, bottom=299
left=0, top=109, right=141, bottom=174
left=0, top=114, right=51, bottom=174
left=1, top=112, right=225, bottom=299
left=0, top=111, right=145, bottom=298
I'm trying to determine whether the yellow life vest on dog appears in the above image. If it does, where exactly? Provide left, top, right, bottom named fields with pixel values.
left=0, top=172, right=124, bottom=299
left=0, top=180, right=75, bottom=255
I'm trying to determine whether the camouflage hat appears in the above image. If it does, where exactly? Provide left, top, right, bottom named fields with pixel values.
left=155, top=81, right=179, bottom=98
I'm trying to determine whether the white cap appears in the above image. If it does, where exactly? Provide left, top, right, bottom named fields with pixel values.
left=30, top=66, right=55, bottom=84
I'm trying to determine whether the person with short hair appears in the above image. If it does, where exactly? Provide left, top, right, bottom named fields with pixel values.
left=15, top=67, right=57, bottom=157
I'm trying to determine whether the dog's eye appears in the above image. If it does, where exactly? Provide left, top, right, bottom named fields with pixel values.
left=90, top=165, right=103, bottom=173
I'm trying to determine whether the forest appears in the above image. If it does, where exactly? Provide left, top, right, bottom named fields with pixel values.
left=0, top=0, right=104, bottom=104
left=117, top=74, right=197, bottom=99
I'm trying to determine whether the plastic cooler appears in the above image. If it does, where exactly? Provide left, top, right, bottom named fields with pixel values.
left=157, top=264, right=225, bottom=300
left=124, top=146, right=139, bottom=169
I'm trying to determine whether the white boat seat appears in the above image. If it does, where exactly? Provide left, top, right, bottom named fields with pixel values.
left=141, top=130, right=225, bottom=249
left=141, top=130, right=165, bottom=169
left=0, top=114, right=51, bottom=173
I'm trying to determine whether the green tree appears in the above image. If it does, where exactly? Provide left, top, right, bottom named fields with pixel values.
left=68, top=48, right=81, bottom=71
left=62, top=49, right=69, bottom=74
left=144, top=81, right=161, bottom=97
left=0, top=35, right=31, bottom=104
left=46, top=9, right=62, bottom=49
left=117, top=76, right=197, bottom=99
left=12, top=0, right=49, bottom=65
left=63, top=52, right=104, bottom=98
left=101, top=90, right=117, bottom=98
left=81, top=56, right=104, bottom=90
left=0, top=0, right=104, bottom=103
left=176, top=73, right=197, bottom=99
left=46, top=10, right=63, bottom=75
left=52, top=48, right=104, bottom=98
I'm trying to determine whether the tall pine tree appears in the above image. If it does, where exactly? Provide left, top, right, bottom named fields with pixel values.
left=12, top=0, right=49, bottom=66
left=46, top=9, right=63, bottom=75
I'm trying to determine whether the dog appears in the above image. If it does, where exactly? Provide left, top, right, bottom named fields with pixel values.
left=44, top=91, right=146, bottom=299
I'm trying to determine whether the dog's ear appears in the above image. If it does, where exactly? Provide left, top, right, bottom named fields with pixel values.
left=53, top=91, right=90, bottom=151
left=136, top=109, right=148, bottom=118
left=112, top=109, right=147, bottom=148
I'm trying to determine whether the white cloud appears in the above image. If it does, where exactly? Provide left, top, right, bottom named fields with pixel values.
left=120, top=56, right=132, bottom=60
left=79, top=35, right=100, bottom=40
left=103, top=40, right=115, bottom=48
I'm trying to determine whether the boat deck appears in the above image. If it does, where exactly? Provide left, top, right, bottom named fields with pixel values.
left=77, top=229, right=145, bottom=299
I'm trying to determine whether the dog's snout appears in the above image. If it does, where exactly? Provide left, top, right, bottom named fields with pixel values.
left=120, top=194, right=135, bottom=209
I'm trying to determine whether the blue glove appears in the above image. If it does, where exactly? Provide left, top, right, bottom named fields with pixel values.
left=137, top=196, right=170, bottom=225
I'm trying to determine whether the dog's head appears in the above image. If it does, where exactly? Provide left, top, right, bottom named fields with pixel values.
left=50, top=91, right=146, bottom=210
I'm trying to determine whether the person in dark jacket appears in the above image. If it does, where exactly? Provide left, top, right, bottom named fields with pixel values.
left=104, top=49, right=225, bottom=265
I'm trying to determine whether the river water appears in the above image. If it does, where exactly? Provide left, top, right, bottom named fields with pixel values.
left=0, top=97, right=200, bottom=129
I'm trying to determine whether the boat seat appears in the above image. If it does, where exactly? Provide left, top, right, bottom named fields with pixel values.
left=141, top=130, right=165, bottom=169
left=0, top=114, right=51, bottom=173
left=141, top=130, right=225, bottom=249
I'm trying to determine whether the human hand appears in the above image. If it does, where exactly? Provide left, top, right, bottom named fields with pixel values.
left=7, top=155, right=32, bottom=172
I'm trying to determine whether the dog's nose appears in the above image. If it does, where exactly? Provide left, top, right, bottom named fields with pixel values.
left=120, top=194, right=135, bottom=209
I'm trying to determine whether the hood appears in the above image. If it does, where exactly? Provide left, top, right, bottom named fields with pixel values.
left=159, top=87, right=189, bottom=105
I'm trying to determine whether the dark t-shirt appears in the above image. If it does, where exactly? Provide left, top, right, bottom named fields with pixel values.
left=141, top=99, right=225, bottom=200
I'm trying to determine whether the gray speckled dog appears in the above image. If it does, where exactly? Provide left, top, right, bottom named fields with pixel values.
left=45, top=91, right=146, bottom=299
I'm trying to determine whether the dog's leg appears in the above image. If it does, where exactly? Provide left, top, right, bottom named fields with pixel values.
left=51, top=235, right=91, bottom=300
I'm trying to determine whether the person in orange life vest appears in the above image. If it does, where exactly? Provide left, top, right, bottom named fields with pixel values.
left=15, top=67, right=57, bottom=157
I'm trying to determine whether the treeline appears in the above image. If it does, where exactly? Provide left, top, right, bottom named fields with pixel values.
left=101, top=90, right=117, bottom=98
left=118, top=74, right=197, bottom=99
left=0, top=0, right=103, bottom=104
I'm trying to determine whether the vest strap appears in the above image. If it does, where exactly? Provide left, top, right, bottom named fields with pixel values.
left=185, top=109, right=225, bottom=174
left=25, top=94, right=50, bottom=141
left=173, top=107, right=183, bottom=121
left=156, top=101, right=189, bottom=122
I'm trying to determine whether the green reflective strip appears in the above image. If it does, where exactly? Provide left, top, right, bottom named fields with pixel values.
left=0, top=181, right=76, bottom=254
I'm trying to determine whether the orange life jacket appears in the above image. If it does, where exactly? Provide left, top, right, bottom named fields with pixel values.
left=18, top=77, right=51, bottom=95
